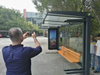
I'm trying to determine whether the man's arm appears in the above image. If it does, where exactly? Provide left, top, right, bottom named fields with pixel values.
left=29, top=32, right=41, bottom=57
left=32, top=32, right=41, bottom=47
left=23, top=32, right=42, bottom=58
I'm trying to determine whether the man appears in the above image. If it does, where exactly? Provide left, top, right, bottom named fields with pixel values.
left=90, top=35, right=96, bottom=70
left=94, top=34, right=100, bottom=73
left=2, top=27, right=42, bottom=75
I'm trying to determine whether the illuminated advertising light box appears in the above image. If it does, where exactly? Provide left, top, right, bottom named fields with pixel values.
left=48, top=28, right=59, bottom=50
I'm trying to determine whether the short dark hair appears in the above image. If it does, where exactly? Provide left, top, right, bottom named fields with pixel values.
left=8, top=27, right=23, bottom=42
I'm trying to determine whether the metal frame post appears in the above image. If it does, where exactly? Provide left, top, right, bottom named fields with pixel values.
left=84, top=16, right=91, bottom=75
left=81, top=20, right=86, bottom=75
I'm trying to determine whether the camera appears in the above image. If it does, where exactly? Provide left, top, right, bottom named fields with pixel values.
left=27, top=33, right=31, bottom=36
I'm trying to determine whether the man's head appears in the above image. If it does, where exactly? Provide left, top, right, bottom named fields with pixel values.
left=8, top=27, right=23, bottom=43
left=90, top=35, right=92, bottom=40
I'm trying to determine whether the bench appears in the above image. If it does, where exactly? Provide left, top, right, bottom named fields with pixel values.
left=57, top=46, right=81, bottom=63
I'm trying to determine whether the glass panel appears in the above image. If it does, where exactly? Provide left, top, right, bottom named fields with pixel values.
left=42, top=24, right=62, bottom=27
left=45, top=21, right=69, bottom=25
left=59, top=22, right=84, bottom=64
left=45, top=16, right=83, bottom=22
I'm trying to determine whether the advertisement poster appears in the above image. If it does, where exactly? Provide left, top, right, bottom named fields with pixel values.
left=50, top=30, right=57, bottom=48
left=48, top=28, right=59, bottom=50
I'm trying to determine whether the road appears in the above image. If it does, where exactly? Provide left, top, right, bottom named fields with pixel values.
left=0, top=37, right=99, bottom=75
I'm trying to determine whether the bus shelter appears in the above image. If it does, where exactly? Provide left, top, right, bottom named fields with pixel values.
left=42, top=11, right=91, bottom=75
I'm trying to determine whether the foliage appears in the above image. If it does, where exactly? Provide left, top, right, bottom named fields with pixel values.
left=32, top=0, right=82, bottom=13
left=84, top=0, right=100, bottom=36
left=91, top=19, right=100, bottom=36
left=38, top=29, right=43, bottom=33
left=26, top=21, right=39, bottom=32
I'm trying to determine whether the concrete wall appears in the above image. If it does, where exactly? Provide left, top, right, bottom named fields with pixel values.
left=69, top=37, right=83, bottom=53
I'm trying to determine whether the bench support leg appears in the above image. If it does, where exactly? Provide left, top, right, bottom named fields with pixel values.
left=66, top=70, right=85, bottom=74
left=64, top=68, right=82, bottom=71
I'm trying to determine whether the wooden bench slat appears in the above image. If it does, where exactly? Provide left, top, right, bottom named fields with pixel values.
left=67, top=48, right=80, bottom=56
left=65, top=50, right=80, bottom=60
left=57, top=46, right=80, bottom=63
left=64, top=52, right=80, bottom=62
left=57, top=50, right=80, bottom=63
left=63, top=46, right=80, bottom=60
left=63, top=47, right=80, bottom=56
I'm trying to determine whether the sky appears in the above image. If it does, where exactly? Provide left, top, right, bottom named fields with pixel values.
left=0, top=0, right=38, bottom=13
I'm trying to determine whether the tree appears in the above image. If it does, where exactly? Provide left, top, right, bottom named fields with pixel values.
left=26, top=22, right=39, bottom=32
left=83, top=0, right=100, bottom=36
left=32, top=0, right=82, bottom=13
left=0, top=6, right=27, bottom=31
left=0, top=6, right=42, bottom=36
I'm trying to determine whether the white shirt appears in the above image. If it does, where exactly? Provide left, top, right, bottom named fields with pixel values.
left=90, top=42, right=96, bottom=54
left=96, top=40, right=100, bottom=56
left=60, top=32, right=62, bottom=37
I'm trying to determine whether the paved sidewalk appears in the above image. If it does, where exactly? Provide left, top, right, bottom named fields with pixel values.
left=0, top=37, right=99, bottom=75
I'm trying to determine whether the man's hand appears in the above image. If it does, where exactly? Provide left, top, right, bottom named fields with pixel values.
left=32, top=32, right=40, bottom=47
left=32, top=32, right=36, bottom=39
left=23, top=32, right=29, bottom=39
